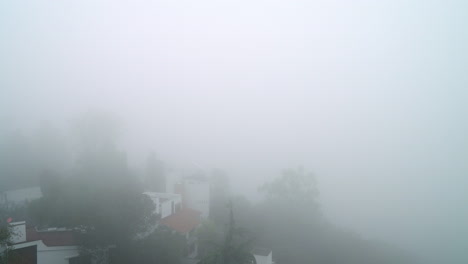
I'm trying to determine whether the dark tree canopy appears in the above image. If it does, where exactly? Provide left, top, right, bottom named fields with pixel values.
left=199, top=202, right=256, bottom=264
left=209, top=168, right=231, bottom=225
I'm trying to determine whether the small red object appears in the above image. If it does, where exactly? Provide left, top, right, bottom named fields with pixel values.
left=6, top=217, right=12, bottom=223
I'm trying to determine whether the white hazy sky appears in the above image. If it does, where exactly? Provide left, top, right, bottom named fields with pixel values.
left=1, top=1, right=468, bottom=263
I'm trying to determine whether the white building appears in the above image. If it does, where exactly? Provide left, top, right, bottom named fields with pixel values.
left=176, top=177, right=210, bottom=219
left=0, top=186, right=42, bottom=207
left=252, top=248, right=274, bottom=264
left=144, top=185, right=204, bottom=259
left=143, top=192, right=182, bottom=219
left=9, top=221, right=82, bottom=264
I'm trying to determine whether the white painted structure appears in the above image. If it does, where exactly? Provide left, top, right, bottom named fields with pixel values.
left=9, top=221, right=79, bottom=264
left=253, top=248, right=273, bottom=264
left=183, top=178, right=210, bottom=219
left=12, top=240, right=79, bottom=264
left=10, top=221, right=27, bottom=244
left=143, top=192, right=182, bottom=219
left=0, top=186, right=42, bottom=206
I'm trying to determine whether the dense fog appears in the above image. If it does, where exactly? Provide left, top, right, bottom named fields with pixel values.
left=1, top=1, right=467, bottom=264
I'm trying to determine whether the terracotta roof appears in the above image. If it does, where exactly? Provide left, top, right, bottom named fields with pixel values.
left=160, top=208, right=201, bottom=233
left=26, top=227, right=77, bottom=247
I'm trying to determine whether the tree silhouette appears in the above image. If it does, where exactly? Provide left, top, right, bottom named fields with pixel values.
left=199, top=201, right=256, bottom=264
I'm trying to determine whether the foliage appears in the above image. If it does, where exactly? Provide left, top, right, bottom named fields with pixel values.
left=259, top=167, right=319, bottom=208
left=0, top=123, right=69, bottom=192
left=28, top=113, right=159, bottom=263
left=29, top=177, right=158, bottom=263
left=209, top=169, right=230, bottom=225
left=0, top=114, right=422, bottom=264
left=122, top=227, right=185, bottom=264
left=0, top=131, right=38, bottom=192
left=242, top=167, right=420, bottom=264
left=197, top=219, right=221, bottom=258
left=39, top=169, right=62, bottom=198
left=199, top=202, right=256, bottom=264
left=0, top=220, right=13, bottom=264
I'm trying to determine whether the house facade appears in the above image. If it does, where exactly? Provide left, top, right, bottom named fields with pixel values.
left=252, top=248, right=274, bottom=264
left=8, top=221, right=82, bottom=264
left=174, top=177, right=210, bottom=220
left=144, top=175, right=209, bottom=260
left=143, top=192, right=182, bottom=219
left=143, top=191, right=202, bottom=259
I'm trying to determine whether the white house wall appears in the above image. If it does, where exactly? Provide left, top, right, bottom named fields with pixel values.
left=38, top=245, right=79, bottom=264
left=160, top=200, right=173, bottom=219
left=10, top=221, right=26, bottom=244
left=144, top=192, right=182, bottom=219
left=184, top=180, right=210, bottom=219
left=12, top=240, right=79, bottom=264
left=254, top=253, right=272, bottom=264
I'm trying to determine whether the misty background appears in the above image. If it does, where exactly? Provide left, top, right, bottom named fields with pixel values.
left=1, top=1, right=467, bottom=263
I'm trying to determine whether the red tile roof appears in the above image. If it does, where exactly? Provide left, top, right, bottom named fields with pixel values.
left=26, top=228, right=78, bottom=247
left=160, top=208, right=201, bottom=233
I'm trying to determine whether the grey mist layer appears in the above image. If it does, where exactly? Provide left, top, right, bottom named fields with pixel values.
left=1, top=1, right=467, bottom=263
